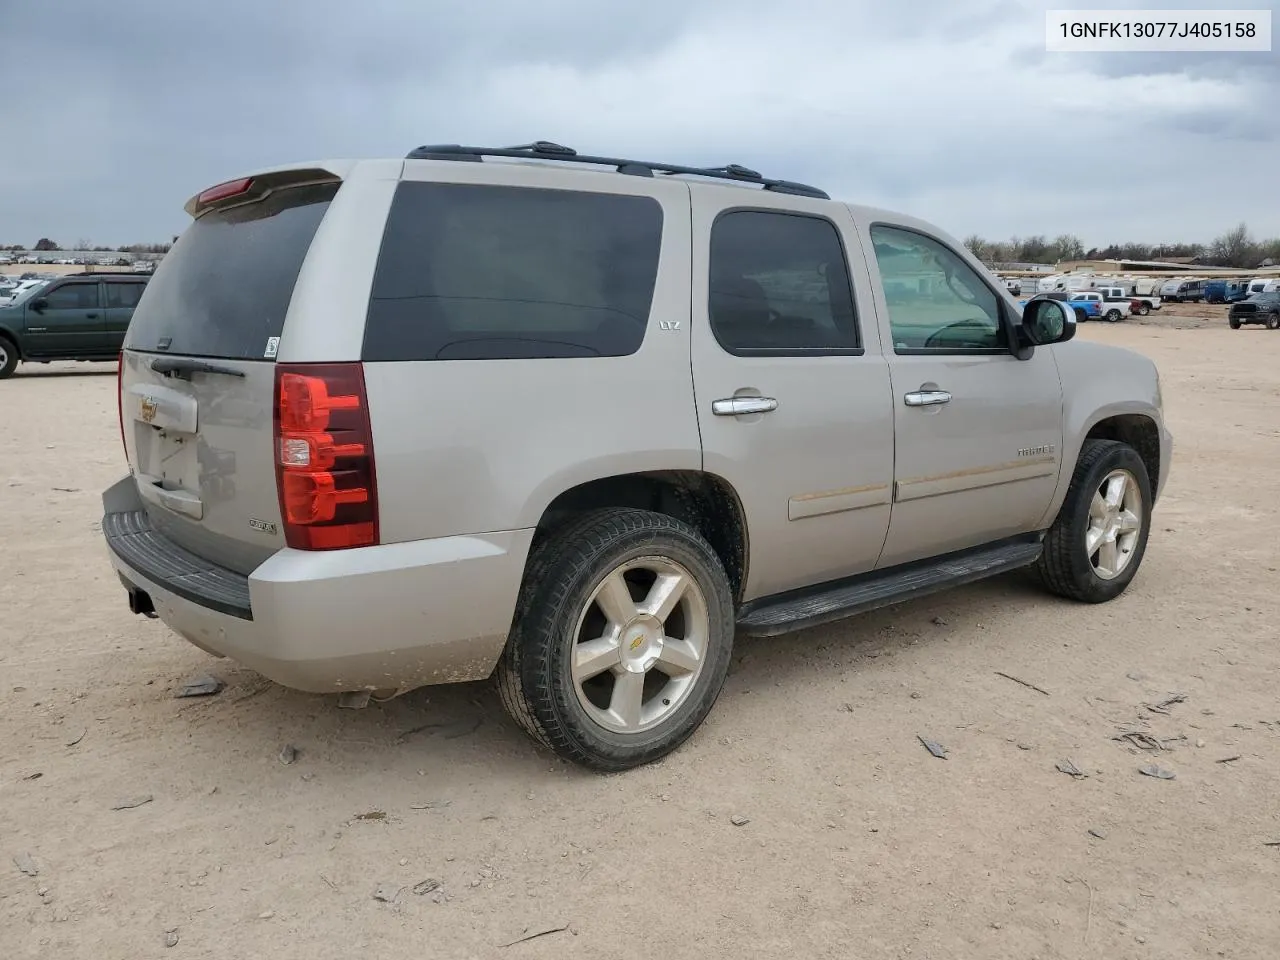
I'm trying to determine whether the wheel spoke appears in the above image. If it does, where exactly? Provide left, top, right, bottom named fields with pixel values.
left=641, top=571, right=688, bottom=623
left=572, top=635, right=621, bottom=682
left=594, top=571, right=638, bottom=626
left=608, top=671, right=645, bottom=729
left=1097, top=539, right=1120, bottom=576
left=1089, top=492, right=1108, bottom=521
left=1085, top=524, right=1105, bottom=556
left=1104, top=473, right=1128, bottom=508
left=1117, top=509, right=1142, bottom=533
left=656, top=637, right=700, bottom=676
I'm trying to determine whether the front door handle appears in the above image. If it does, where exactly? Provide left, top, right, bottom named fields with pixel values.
left=904, top=390, right=952, bottom=407
left=86, top=313, right=99, bottom=319
left=712, top=396, right=778, bottom=417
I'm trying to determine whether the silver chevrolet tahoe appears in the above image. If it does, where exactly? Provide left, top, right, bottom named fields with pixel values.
left=102, top=141, right=1172, bottom=771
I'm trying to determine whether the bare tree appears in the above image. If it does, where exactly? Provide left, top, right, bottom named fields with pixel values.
left=1051, top=234, right=1084, bottom=262
left=1210, top=222, right=1257, bottom=268
left=963, top=234, right=991, bottom=261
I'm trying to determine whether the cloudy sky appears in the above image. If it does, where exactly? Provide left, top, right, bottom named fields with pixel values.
left=1, top=0, right=1276, bottom=248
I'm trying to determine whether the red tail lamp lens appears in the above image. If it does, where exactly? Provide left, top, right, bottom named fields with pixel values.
left=273, top=363, right=378, bottom=551
left=279, top=373, right=360, bottom=433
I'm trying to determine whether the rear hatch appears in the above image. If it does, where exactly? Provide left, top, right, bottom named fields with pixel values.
left=120, top=174, right=340, bottom=575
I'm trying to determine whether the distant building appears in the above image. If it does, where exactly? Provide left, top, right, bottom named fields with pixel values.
left=1056, top=258, right=1203, bottom=274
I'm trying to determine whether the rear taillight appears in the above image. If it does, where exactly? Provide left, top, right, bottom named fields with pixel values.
left=117, top=351, right=125, bottom=458
left=273, top=363, right=378, bottom=550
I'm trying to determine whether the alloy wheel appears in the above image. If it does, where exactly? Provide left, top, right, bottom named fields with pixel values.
left=570, top=556, right=710, bottom=735
left=1086, top=469, right=1143, bottom=580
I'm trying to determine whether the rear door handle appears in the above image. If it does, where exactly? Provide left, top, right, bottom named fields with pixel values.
left=904, top=390, right=952, bottom=407
left=86, top=313, right=99, bottom=319
left=712, top=397, right=778, bottom=416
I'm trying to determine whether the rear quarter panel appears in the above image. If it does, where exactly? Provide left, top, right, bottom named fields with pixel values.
left=363, top=163, right=699, bottom=542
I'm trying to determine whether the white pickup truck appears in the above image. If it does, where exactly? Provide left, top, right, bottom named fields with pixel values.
left=1071, top=291, right=1131, bottom=323
left=1092, top=286, right=1162, bottom=318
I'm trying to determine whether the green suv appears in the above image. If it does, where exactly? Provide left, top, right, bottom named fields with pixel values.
left=0, top=274, right=149, bottom=379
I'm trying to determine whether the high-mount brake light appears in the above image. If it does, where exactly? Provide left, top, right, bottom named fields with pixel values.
left=273, top=364, right=378, bottom=551
left=197, top=177, right=253, bottom=206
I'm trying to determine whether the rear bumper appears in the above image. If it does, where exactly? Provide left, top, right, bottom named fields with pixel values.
left=102, top=477, right=533, bottom=694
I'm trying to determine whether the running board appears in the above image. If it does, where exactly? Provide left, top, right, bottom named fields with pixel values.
left=736, top=538, right=1044, bottom=638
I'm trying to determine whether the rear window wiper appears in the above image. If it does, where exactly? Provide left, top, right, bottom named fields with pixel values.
left=150, top=357, right=246, bottom=380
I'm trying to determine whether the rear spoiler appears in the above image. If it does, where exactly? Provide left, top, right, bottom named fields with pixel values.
left=184, top=166, right=343, bottom=219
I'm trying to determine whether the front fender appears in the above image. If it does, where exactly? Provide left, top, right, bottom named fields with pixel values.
left=0, top=322, right=23, bottom=357
left=1036, top=340, right=1171, bottom=528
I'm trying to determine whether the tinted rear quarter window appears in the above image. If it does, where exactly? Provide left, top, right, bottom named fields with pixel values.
left=363, top=182, right=664, bottom=361
left=124, top=182, right=337, bottom=359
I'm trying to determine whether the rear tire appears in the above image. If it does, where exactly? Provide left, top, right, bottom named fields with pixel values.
left=1137, top=304, right=1150, bottom=316
left=0, top=337, right=17, bottom=379
left=1105, top=309, right=1122, bottom=323
left=497, top=508, right=735, bottom=771
left=1035, top=440, right=1152, bottom=604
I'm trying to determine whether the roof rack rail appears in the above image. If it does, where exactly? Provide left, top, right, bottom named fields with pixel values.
left=404, top=141, right=829, bottom=199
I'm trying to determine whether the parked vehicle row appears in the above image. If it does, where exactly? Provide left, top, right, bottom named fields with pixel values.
left=1007, top=273, right=1280, bottom=307
left=1020, top=290, right=1111, bottom=322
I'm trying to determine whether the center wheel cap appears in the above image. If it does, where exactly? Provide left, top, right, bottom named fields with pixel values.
left=619, top=616, right=663, bottom=674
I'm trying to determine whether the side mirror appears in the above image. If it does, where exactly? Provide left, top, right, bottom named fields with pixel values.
left=30, top=297, right=48, bottom=313
left=1020, top=297, right=1075, bottom=346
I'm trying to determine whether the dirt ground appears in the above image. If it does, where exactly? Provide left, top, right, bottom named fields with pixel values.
left=3, top=314, right=1278, bottom=960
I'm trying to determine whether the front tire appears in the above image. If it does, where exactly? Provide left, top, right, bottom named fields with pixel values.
left=1075, top=308, right=1088, bottom=323
left=1267, top=312, right=1280, bottom=331
left=1035, top=440, right=1152, bottom=604
left=497, top=509, right=735, bottom=771
left=1229, top=317, right=1241, bottom=329
left=0, top=337, right=17, bottom=379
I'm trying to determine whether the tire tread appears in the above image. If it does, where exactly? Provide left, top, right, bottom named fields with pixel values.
left=1035, top=439, right=1150, bottom=603
left=496, top=508, right=734, bottom=771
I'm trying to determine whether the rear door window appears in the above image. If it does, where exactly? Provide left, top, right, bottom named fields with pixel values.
left=105, top=281, right=147, bottom=309
left=363, top=182, right=664, bottom=361
left=124, top=182, right=337, bottom=359
left=707, top=210, right=860, bottom=354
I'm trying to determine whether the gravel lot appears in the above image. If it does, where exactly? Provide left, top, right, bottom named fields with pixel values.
left=3, top=315, right=1278, bottom=960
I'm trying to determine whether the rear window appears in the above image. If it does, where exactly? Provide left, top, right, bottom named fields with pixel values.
left=124, top=182, right=337, bottom=359
left=362, top=182, right=663, bottom=361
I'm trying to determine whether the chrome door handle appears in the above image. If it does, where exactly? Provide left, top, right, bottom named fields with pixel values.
left=904, top=390, right=952, bottom=407
left=712, top=397, right=778, bottom=416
